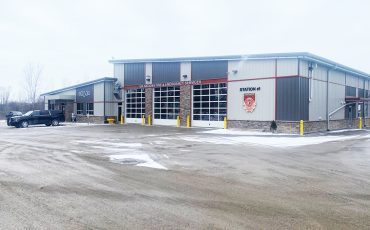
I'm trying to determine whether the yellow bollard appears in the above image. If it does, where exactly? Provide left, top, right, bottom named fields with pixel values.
left=142, top=115, right=145, bottom=125
left=359, top=117, right=362, bottom=129
left=224, top=117, right=227, bottom=129
left=186, top=115, right=190, bottom=128
left=148, top=115, right=151, bottom=126
left=120, top=115, right=124, bottom=125
left=177, top=116, right=180, bottom=127
left=300, top=120, right=304, bottom=136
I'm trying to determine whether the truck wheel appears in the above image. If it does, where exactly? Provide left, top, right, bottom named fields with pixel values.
left=51, top=119, right=59, bottom=126
left=45, top=123, right=51, bottom=126
left=21, top=121, right=29, bottom=128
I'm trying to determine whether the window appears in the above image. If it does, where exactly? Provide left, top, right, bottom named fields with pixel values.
left=126, top=88, right=145, bottom=118
left=86, top=103, right=94, bottom=115
left=192, top=83, right=227, bottom=121
left=48, top=100, right=56, bottom=110
left=40, top=110, right=50, bottom=115
left=77, top=103, right=84, bottom=115
left=154, top=86, right=180, bottom=119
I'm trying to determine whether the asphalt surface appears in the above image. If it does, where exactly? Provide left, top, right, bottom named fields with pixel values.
left=0, top=122, right=370, bottom=229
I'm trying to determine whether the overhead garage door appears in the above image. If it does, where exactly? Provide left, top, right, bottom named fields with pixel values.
left=192, top=83, right=227, bottom=128
left=153, top=86, right=180, bottom=126
left=125, top=88, right=145, bottom=124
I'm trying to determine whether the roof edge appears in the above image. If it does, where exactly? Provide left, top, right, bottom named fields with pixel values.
left=41, top=77, right=117, bottom=96
left=108, top=52, right=370, bottom=79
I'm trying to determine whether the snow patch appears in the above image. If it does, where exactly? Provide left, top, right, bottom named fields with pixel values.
left=200, top=128, right=295, bottom=136
left=76, top=140, right=142, bottom=148
left=109, top=154, right=167, bottom=170
left=177, top=135, right=365, bottom=148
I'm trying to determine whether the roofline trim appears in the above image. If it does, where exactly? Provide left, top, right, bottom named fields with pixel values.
left=41, top=77, right=117, bottom=96
left=109, top=52, right=370, bottom=79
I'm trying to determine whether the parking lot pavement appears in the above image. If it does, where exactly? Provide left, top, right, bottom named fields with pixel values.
left=1, top=123, right=370, bottom=229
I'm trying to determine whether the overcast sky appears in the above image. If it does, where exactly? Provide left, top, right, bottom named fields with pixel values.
left=1, top=0, right=369, bottom=100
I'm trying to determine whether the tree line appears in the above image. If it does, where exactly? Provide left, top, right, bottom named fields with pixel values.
left=0, top=63, right=44, bottom=119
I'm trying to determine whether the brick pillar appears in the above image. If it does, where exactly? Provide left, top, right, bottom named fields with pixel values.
left=65, top=101, right=74, bottom=122
left=145, top=88, right=153, bottom=122
left=180, top=85, right=191, bottom=126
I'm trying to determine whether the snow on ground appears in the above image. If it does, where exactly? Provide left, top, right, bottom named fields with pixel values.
left=75, top=140, right=166, bottom=170
left=174, top=133, right=370, bottom=148
left=328, top=129, right=362, bottom=133
left=109, top=154, right=167, bottom=170
left=76, top=140, right=142, bottom=148
left=200, top=129, right=296, bottom=136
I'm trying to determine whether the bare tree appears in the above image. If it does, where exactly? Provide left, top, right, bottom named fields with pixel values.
left=23, top=63, right=43, bottom=109
left=0, top=87, right=11, bottom=105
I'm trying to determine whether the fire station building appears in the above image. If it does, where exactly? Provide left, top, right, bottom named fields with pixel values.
left=42, top=52, right=370, bottom=133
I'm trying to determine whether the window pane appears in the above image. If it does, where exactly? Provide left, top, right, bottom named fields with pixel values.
left=193, top=115, right=200, bottom=120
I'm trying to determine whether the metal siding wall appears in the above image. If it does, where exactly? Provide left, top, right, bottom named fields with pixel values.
left=300, top=78, right=309, bottom=120
left=228, top=79, right=275, bottom=121
left=105, top=82, right=116, bottom=116
left=329, top=70, right=346, bottom=85
left=313, top=65, right=327, bottom=81
left=309, top=80, right=327, bottom=121
left=346, top=75, right=358, bottom=88
left=276, top=59, right=298, bottom=76
left=53, top=89, right=76, bottom=96
left=191, top=61, right=228, bottom=80
left=329, top=83, right=345, bottom=120
left=94, top=83, right=104, bottom=116
left=124, top=63, right=145, bottom=85
left=299, top=60, right=309, bottom=77
left=228, top=60, right=275, bottom=80
left=180, top=62, right=191, bottom=81
left=152, top=62, right=181, bottom=84
left=276, top=77, right=308, bottom=121
left=345, top=86, right=356, bottom=97
left=358, top=88, right=365, bottom=97
left=145, top=63, right=152, bottom=84
left=114, top=64, right=125, bottom=85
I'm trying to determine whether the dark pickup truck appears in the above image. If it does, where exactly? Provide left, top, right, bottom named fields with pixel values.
left=6, top=111, right=23, bottom=126
left=9, top=110, right=65, bottom=128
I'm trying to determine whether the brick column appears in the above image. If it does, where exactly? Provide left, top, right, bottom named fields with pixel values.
left=65, top=101, right=74, bottom=122
left=180, top=85, right=191, bottom=126
left=145, top=88, right=153, bottom=122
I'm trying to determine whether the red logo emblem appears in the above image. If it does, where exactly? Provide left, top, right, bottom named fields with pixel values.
left=243, top=93, right=256, bottom=112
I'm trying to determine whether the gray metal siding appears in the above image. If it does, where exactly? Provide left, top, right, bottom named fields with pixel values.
left=152, top=62, right=180, bottom=84
left=345, top=86, right=356, bottom=97
left=191, top=61, right=228, bottom=80
left=124, top=63, right=145, bottom=85
left=358, top=88, right=365, bottom=98
left=276, top=77, right=309, bottom=121
left=76, top=85, right=94, bottom=103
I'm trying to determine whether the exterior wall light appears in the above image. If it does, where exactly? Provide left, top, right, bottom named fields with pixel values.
left=232, top=70, right=238, bottom=74
left=145, top=75, right=151, bottom=82
left=182, top=74, right=188, bottom=78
